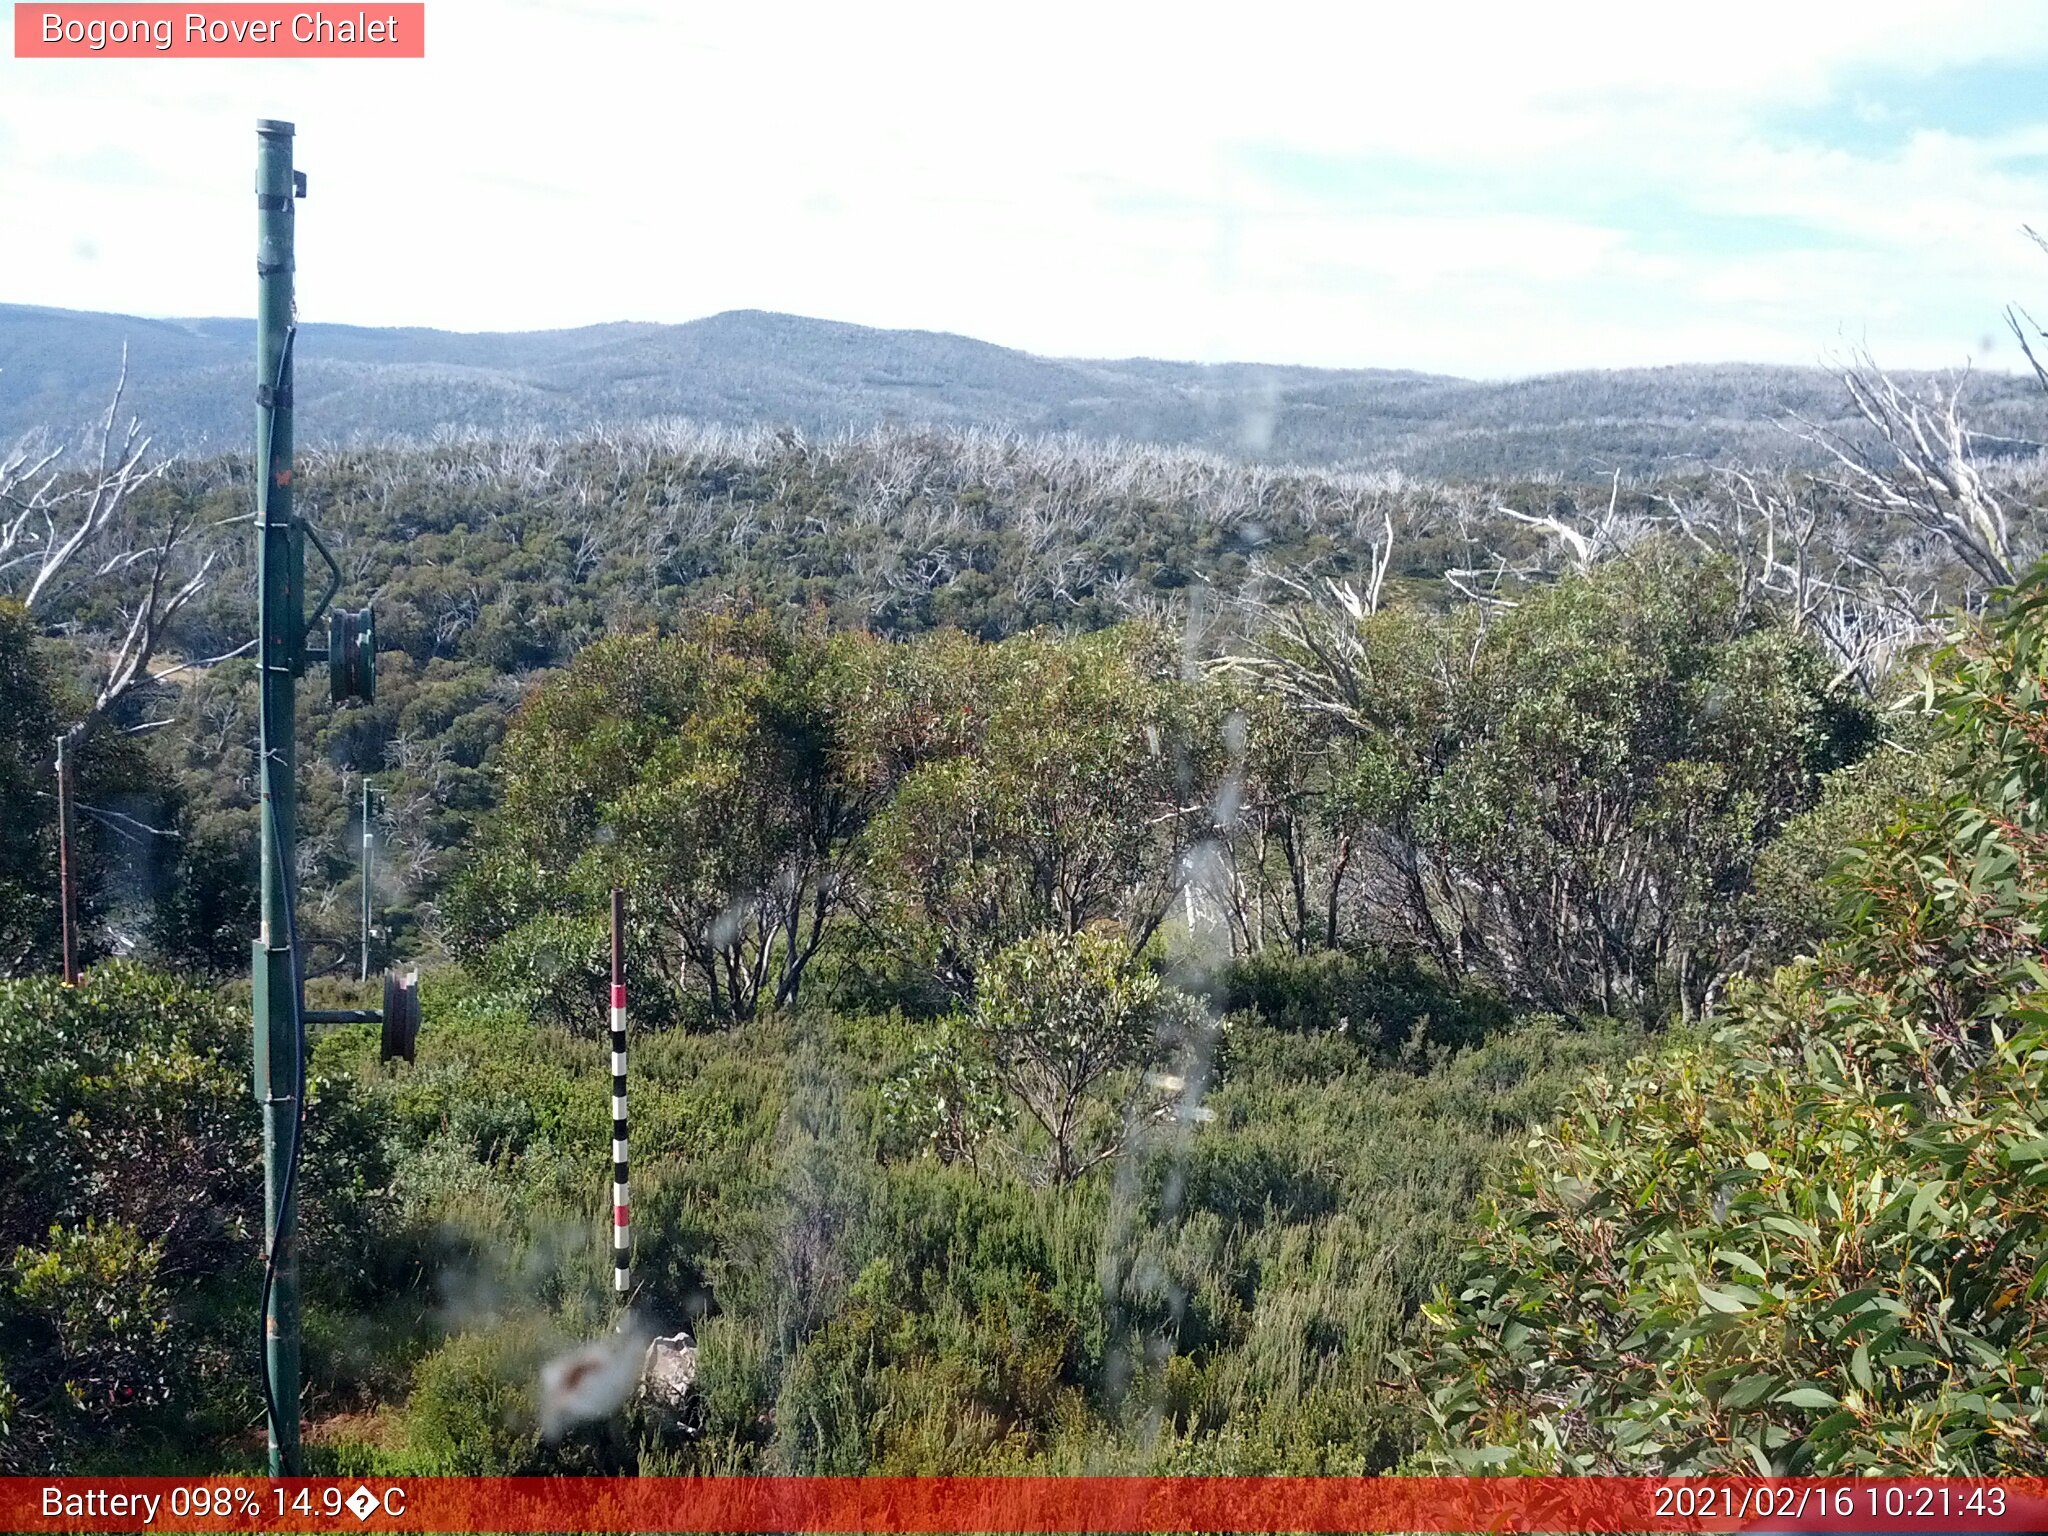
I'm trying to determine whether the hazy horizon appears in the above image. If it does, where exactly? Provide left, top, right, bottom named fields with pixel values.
left=7, top=296, right=2040, bottom=388
left=7, top=3, right=2048, bottom=380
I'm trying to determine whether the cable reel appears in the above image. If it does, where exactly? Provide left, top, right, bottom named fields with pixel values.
left=380, top=968, right=421, bottom=1063
left=330, top=606, right=376, bottom=704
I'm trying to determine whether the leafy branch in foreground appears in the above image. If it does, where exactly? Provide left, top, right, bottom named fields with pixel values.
left=1403, top=567, right=2048, bottom=1473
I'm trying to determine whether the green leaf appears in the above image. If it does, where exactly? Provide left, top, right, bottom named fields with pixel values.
left=1760, top=1215, right=1819, bottom=1243
left=1775, top=1386, right=1840, bottom=1410
left=1849, top=1342, right=1873, bottom=1392
left=1457, top=1446, right=1516, bottom=1468
left=1714, top=1248, right=1767, bottom=1280
left=1808, top=1409, right=1860, bottom=1443
left=1696, top=1283, right=1753, bottom=1314
left=1907, top=1180, right=1945, bottom=1231
left=1819, top=1286, right=1883, bottom=1319
left=1721, top=1373, right=1779, bottom=1410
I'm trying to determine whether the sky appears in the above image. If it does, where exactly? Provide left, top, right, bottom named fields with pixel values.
left=4, top=0, right=2048, bottom=377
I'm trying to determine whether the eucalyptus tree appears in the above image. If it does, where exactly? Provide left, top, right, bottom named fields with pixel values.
left=1222, top=546, right=1875, bottom=1019
left=1410, top=563, right=2048, bottom=1474
left=447, top=613, right=889, bottom=1026
left=863, top=623, right=1221, bottom=999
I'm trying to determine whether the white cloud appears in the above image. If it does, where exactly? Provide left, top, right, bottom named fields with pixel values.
left=3, top=0, right=2048, bottom=373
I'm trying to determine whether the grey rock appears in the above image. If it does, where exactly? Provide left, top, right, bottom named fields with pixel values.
left=640, top=1331, right=698, bottom=1409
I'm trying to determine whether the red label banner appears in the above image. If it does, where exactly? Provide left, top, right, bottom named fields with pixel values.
left=12, top=4, right=424, bottom=57
left=6, top=1477, right=2048, bottom=1533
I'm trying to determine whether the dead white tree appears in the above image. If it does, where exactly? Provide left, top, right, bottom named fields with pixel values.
left=1212, top=570, right=1377, bottom=728
left=1714, top=468, right=1936, bottom=694
left=1495, top=468, right=1645, bottom=576
left=1806, top=355, right=2021, bottom=594
left=0, top=359, right=160, bottom=611
left=0, top=354, right=234, bottom=745
left=2004, top=225, right=2048, bottom=393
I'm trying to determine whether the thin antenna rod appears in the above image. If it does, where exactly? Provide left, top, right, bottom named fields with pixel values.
left=55, top=735, right=76, bottom=985
left=610, top=887, right=631, bottom=1304
left=359, top=778, right=376, bottom=982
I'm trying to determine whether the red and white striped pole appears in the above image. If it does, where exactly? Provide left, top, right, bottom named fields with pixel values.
left=609, top=887, right=630, bottom=1300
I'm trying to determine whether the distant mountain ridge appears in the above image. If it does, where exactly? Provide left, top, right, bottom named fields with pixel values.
left=3, top=302, right=2040, bottom=478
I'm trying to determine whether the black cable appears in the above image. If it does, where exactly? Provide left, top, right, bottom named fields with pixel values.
left=254, top=322, right=305, bottom=1459
left=255, top=773, right=307, bottom=1453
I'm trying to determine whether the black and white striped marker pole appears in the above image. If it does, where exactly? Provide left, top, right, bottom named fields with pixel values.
left=609, top=887, right=630, bottom=1299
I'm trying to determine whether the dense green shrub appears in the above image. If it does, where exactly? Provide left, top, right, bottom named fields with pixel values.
left=965, top=929, right=1208, bottom=1184
left=0, top=965, right=248, bottom=1467
left=406, top=1313, right=657, bottom=1476
left=863, top=626, right=1218, bottom=998
left=139, top=813, right=259, bottom=976
left=0, top=965, right=408, bottom=1470
left=702, top=1002, right=1640, bottom=1475
left=330, top=965, right=1636, bottom=1478
left=1218, top=946, right=1509, bottom=1057
left=405, top=1320, right=552, bottom=1474
left=0, top=965, right=255, bottom=1263
left=1409, top=575, right=2048, bottom=1472
left=1741, top=727, right=1933, bottom=969
left=0, top=958, right=1645, bottom=1475
left=0, top=1221, right=176, bottom=1472
left=1232, top=549, right=1878, bottom=1019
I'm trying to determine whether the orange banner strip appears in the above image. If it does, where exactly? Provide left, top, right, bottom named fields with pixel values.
left=12, top=5, right=424, bottom=58
left=7, top=1477, right=2048, bottom=1533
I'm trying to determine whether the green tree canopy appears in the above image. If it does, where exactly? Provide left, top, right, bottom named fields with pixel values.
left=1408, top=568, right=2048, bottom=1473
left=447, top=612, right=889, bottom=1025
left=967, top=928, right=1199, bottom=1185
left=866, top=624, right=1218, bottom=998
left=1231, top=549, right=1876, bottom=1018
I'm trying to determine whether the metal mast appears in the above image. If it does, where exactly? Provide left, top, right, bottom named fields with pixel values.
left=252, top=116, right=305, bottom=1477
left=246, top=116, right=408, bottom=1479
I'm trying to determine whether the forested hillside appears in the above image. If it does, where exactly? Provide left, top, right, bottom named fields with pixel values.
left=7, top=302, right=2044, bottom=477
left=3, top=354, right=2046, bottom=1473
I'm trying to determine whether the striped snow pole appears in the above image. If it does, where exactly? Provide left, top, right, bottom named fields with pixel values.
left=609, top=887, right=630, bottom=1298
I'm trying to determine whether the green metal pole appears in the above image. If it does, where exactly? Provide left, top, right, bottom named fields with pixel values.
left=252, top=116, right=304, bottom=1478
